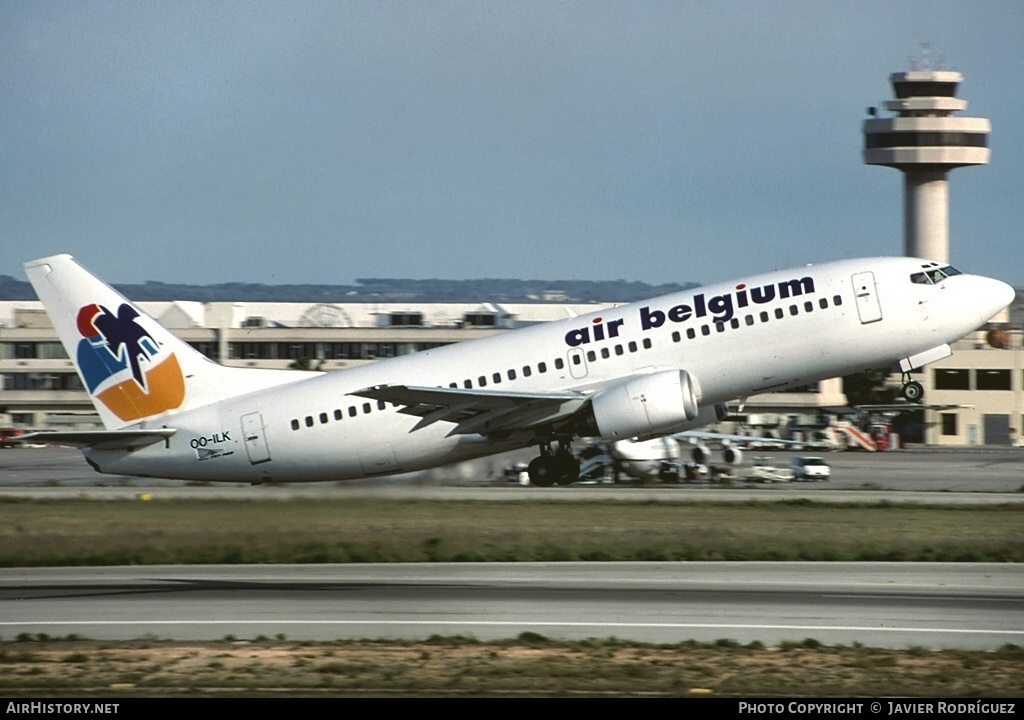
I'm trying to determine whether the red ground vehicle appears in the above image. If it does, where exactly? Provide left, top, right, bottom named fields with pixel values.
left=0, top=428, right=25, bottom=448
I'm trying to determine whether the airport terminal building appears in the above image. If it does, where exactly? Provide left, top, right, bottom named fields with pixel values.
left=1, top=293, right=1020, bottom=447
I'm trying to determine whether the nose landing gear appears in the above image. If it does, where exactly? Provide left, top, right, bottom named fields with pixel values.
left=900, top=373, right=924, bottom=402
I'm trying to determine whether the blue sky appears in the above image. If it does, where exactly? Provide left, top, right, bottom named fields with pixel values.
left=2, top=1, right=1022, bottom=287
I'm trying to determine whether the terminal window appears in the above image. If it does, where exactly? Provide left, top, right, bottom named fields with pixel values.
left=940, top=414, right=958, bottom=436
left=976, top=369, right=1011, bottom=391
left=934, top=369, right=970, bottom=391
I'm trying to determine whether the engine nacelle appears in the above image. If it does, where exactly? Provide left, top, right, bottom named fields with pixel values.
left=586, top=369, right=701, bottom=440
left=721, top=446, right=743, bottom=465
left=691, top=444, right=711, bottom=464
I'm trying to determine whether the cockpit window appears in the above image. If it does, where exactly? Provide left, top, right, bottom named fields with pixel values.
left=910, top=265, right=962, bottom=285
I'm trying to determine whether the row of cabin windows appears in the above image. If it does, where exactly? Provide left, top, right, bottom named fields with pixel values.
left=287, top=294, right=843, bottom=431
left=447, top=338, right=654, bottom=390
left=291, top=399, right=388, bottom=431
left=668, top=295, right=844, bottom=342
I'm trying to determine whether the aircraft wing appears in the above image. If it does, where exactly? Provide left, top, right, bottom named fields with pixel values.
left=856, top=404, right=973, bottom=412
left=15, top=429, right=176, bottom=450
left=350, top=384, right=589, bottom=437
left=675, top=431, right=805, bottom=447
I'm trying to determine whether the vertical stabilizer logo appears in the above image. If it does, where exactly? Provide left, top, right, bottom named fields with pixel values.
left=75, top=303, right=185, bottom=421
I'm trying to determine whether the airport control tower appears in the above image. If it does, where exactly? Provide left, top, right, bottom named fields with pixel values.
left=863, top=52, right=990, bottom=263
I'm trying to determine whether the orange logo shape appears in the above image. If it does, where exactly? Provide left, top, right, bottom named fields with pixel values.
left=95, top=354, right=186, bottom=422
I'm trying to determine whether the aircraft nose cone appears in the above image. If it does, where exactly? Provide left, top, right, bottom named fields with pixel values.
left=981, top=278, right=1016, bottom=323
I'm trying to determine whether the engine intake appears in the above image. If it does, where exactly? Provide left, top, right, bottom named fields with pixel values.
left=585, top=369, right=702, bottom=440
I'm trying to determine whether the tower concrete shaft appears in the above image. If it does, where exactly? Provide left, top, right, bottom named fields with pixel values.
left=863, top=61, right=990, bottom=264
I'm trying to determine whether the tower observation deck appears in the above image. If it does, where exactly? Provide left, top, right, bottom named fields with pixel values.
left=863, top=58, right=990, bottom=263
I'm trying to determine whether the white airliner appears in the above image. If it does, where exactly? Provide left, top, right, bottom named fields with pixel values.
left=20, top=254, right=1013, bottom=486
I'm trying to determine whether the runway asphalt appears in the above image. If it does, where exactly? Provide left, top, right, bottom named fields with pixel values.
left=1, top=445, right=1023, bottom=494
left=1, top=562, right=1020, bottom=650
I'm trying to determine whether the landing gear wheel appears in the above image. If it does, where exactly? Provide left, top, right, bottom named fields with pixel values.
left=552, top=449, right=581, bottom=486
left=901, top=380, right=924, bottom=403
left=528, top=455, right=558, bottom=487
left=528, top=438, right=579, bottom=487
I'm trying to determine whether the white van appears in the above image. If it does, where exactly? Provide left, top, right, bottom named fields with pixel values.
left=790, top=456, right=831, bottom=481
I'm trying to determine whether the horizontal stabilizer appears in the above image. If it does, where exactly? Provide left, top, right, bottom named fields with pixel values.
left=16, top=429, right=176, bottom=450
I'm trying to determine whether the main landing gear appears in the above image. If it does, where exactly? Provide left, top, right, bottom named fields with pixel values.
left=900, top=373, right=924, bottom=403
left=527, top=438, right=580, bottom=487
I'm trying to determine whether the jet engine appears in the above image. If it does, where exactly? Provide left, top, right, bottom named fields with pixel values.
left=721, top=445, right=743, bottom=465
left=690, top=444, right=711, bottom=464
left=583, top=369, right=701, bottom=440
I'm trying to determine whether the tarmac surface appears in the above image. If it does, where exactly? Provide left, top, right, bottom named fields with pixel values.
left=2, top=563, right=1020, bottom=649
left=1, top=445, right=1022, bottom=496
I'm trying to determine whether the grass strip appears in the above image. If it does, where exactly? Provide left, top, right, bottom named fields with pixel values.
left=1, top=497, right=1021, bottom=565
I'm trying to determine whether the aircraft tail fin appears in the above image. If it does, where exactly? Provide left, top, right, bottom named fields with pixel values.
left=24, top=254, right=312, bottom=430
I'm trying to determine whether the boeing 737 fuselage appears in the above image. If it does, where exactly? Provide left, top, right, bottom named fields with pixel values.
left=21, top=255, right=1014, bottom=485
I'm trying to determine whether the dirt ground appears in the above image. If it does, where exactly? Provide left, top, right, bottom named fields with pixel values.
left=1, top=639, right=1021, bottom=697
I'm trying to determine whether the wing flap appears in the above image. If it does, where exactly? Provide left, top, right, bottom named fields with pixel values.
left=15, top=429, right=176, bottom=450
left=350, top=384, right=588, bottom=436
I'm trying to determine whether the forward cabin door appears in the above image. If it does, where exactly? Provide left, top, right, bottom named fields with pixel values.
left=852, top=272, right=883, bottom=324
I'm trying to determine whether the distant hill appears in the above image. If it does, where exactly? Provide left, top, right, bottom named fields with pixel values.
left=0, top=275, right=700, bottom=304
